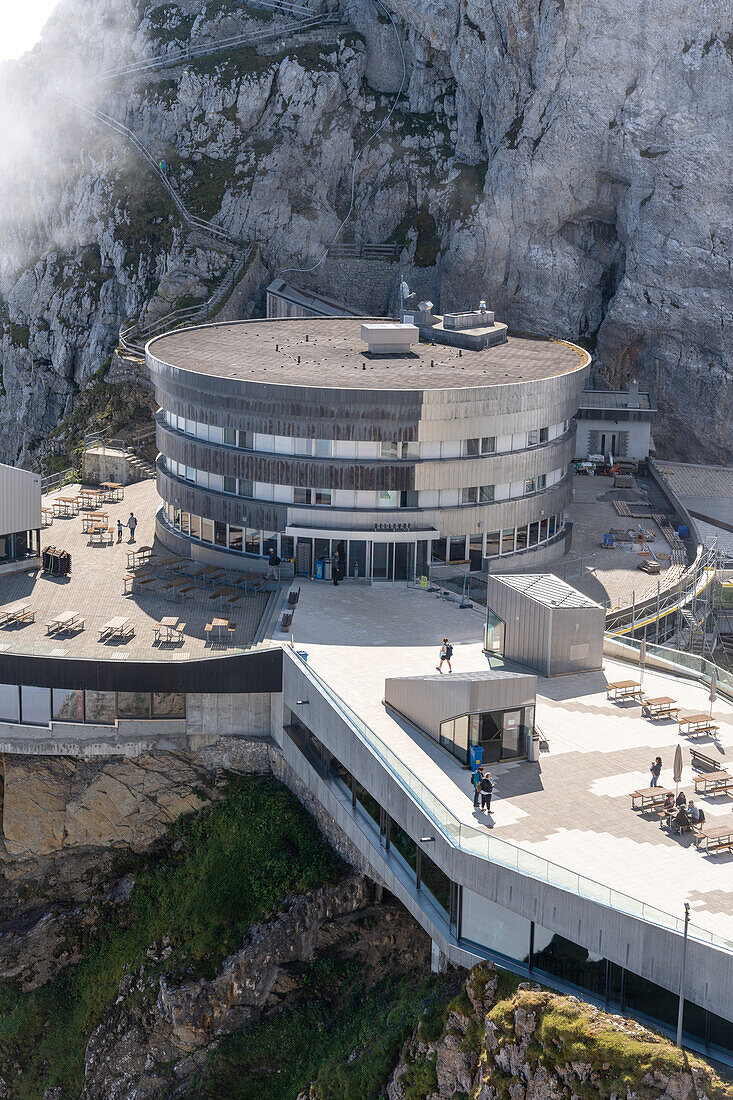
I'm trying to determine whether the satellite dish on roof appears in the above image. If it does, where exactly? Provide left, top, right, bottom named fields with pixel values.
left=400, top=280, right=415, bottom=304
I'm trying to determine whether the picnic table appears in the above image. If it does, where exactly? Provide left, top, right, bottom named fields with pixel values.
left=694, top=771, right=733, bottom=796
left=643, top=697, right=680, bottom=719
left=52, top=495, right=80, bottom=517
left=630, top=787, right=673, bottom=811
left=99, top=616, right=134, bottom=642
left=88, top=525, right=113, bottom=546
left=154, top=616, right=185, bottom=644
left=46, top=611, right=84, bottom=635
left=79, top=488, right=105, bottom=508
left=205, top=616, right=230, bottom=643
left=158, top=556, right=186, bottom=573
left=209, top=586, right=240, bottom=605
left=127, top=546, right=154, bottom=569
left=0, top=602, right=35, bottom=627
left=695, top=817, right=733, bottom=853
left=191, top=565, right=225, bottom=585
left=100, top=482, right=124, bottom=501
left=607, top=680, right=645, bottom=702
left=41, top=507, right=54, bottom=526
left=123, top=572, right=156, bottom=595
left=679, top=713, right=719, bottom=738
left=82, top=511, right=109, bottom=533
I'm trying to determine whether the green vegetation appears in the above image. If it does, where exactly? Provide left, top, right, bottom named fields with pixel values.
left=7, top=322, right=30, bottom=349
left=181, top=154, right=238, bottom=219
left=108, top=162, right=179, bottom=270
left=0, top=776, right=343, bottom=1099
left=186, top=963, right=453, bottom=1100
left=489, top=989, right=733, bottom=1100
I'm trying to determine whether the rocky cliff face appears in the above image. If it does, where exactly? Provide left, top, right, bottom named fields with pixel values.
left=384, top=964, right=733, bottom=1100
left=0, top=0, right=730, bottom=463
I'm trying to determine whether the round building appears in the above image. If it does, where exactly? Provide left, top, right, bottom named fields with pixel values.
left=147, top=312, right=590, bottom=581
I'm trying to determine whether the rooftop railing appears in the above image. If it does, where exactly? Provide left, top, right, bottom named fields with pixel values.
left=285, top=646, right=733, bottom=956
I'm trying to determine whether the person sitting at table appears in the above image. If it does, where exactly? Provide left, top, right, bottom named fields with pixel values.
left=673, top=806, right=691, bottom=833
left=662, top=793, right=675, bottom=815
left=675, top=791, right=687, bottom=808
left=687, top=800, right=705, bottom=825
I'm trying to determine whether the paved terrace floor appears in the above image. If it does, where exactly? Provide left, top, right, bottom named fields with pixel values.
left=0, top=481, right=272, bottom=659
left=283, top=580, right=733, bottom=943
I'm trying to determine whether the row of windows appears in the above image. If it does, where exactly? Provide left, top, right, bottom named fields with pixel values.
left=164, top=411, right=570, bottom=461
left=164, top=459, right=564, bottom=509
left=0, top=529, right=40, bottom=565
left=162, top=504, right=290, bottom=559
left=0, top=685, right=185, bottom=727
left=284, top=717, right=733, bottom=1060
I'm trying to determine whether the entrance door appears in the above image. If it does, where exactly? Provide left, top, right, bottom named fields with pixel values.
left=393, top=542, right=414, bottom=582
left=372, top=542, right=393, bottom=581
left=349, top=540, right=367, bottom=579
left=501, top=710, right=525, bottom=759
left=478, top=711, right=502, bottom=763
left=600, top=432, right=618, bottom=458
left=469, top=535, right=483, bottom=572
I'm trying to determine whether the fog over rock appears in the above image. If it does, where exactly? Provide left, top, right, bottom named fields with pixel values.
left=0, top=0, right=730, bottom=463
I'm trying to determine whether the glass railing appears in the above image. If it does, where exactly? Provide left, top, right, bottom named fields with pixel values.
left=605, top=633, right=733, bottom=700
left=286, top=647, right=733, bottom=956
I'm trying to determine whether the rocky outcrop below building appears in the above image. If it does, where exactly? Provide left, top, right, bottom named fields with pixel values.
left=384, top=964, right=733, bottom=1100
left=0, top=0, right=730, bottom=465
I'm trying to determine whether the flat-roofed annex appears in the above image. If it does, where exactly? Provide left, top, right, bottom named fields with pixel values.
left=147, top=317, right=589, bottom=391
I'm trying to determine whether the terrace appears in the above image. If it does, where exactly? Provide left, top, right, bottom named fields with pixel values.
left=283, top=580, right=733, bottom=945
left=0, top=480, right=276, bottom=661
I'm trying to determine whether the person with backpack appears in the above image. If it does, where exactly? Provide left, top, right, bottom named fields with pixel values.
left=436, top=638, right=453, bottom=673
left=471, top=764, right=483, bottom=807
left=480, top=771, right=494, bottom=812
left=650, top=756, right=662, bottom=787
left=266, top=547, right=281, bottom=580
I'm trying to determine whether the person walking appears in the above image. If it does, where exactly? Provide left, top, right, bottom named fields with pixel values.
left=266, top=547, right=280, bottom=580
left=650, top=756, right=662, bottom=787
left=127, top=512, right=138, bottom=543
left=472, top=763, right=483, bottom=807
left=436, top=638, right=453, bottom=673
left=332, top=549, right=341, bottom=586
left=480, top=771, right=494, bottom=812
left=117, top=519, right=123, bottom=544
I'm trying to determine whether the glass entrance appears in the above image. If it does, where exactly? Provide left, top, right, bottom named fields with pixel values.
left=372, top=542, right=393, bottom=581
left=502, top=710, right=526, bottom=759
left=393, top=542, right=414, bottom=582
left=348, top=540, right=367, bottom=579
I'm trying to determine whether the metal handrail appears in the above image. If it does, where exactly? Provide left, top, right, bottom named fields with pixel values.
left=284, top=645, right=733, bottom=955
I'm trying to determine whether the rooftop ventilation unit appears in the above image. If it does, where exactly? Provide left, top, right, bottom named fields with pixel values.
left=361, top=323, right=418, bottom=355
left=443, top=306, right=495, bottom=330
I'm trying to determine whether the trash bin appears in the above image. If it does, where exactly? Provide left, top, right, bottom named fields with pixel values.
left=469, top=745, right=484, bottom=772
left=323, top=557, right=332, bottom=581
left=295, top=650, right=308, bottom=664
left=315, top=559, right=324, bottom=580
left=678, top=524, right=689, bottom=539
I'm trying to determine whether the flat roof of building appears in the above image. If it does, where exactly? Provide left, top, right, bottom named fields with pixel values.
left=579, top=389, right=655, bottom=412
left=0, top=481, right=274, bottom=661
left=281, top=581, right=733, bottom=944
left=492, top=573, right=603, bottom=610
left=147, top=318, right=589, bottom=391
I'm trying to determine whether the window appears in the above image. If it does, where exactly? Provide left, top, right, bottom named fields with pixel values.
left=84, top=690, right=116, bottom=724
left=461, top=486, right=478, bottom=505
left=539, top=426, right=549, bottom=443
left=189, top=514, right=201, bottom=540
left=0, top=684, right=19, bottom=723
left=239, top=478, right=253, bottom=498
left=223, top=428, right=237, bottom=446
left=449, top=535, right=467, bottom=561
left=201, top=519, right=214, bottom=543
left=118, top=692, right=151, bottom=719
left=314, top=489, right=332, bottom=506
left=185, top=466, right=195, bottom=483
left=224, top=476, right=236, bottom=495
left=380, top=441, right=400, bottom=460
left=294, top=437, right=311, bottom=456
left=481, top=436, right=496, bottom=455
left=214, top=521, right=227, bottom=547
left=485, top=530, right=500, bottom=556
left=527, top=429, right=539, bottom=447
left=281, top=535, right=294, bottom=561
left=293, top=487, right=310, bottom=505
left=463, top=438, right=480, bottom=457
left=419, top=848, right=451, bottom=914
left=180, top=512, right=189, bottom=535
left=479, top=484, right=494, bottom=503
left=228, top=526, right=243, bottom=552
left=529, top=521, right=540, bottom=546
left=525, top=477, right=536, bottom=494
left=501, top=528, right=515, bottom=554
left=401, top=441, right=420, bottom=460
left=245, top=528, right=261, bottom=555
left=52, top=688, right=84, bottom=722
left=314, top=438, right=333, bottom=458
left=240, top=430, right=254, bottom=450
left=537, top=473, right=547, bottom=490
left=400, top=490, right=418, bottom=508
left=20, top=686, right=50, bottom=727
left=485, top=609, right=505, bottom=655
left=515, top=525, right=528, bottom=552
left=152, top=693, right=185, bottom=719
left=263, top=532, right=278, bottom=556
left=378, top=490, right=398, bottom=508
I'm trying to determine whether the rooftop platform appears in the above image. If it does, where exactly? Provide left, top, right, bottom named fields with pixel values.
left=146, top=317, right=588, bottom=390
left=283, top=580, right=733, bottom=944
left=0, top=481, right=273, bottom=661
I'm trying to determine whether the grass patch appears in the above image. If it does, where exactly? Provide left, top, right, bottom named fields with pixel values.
left=0, top=776, right=343, bottom=1099
left=181, top=154, right=238, bottom=219
left=184, top=963, right=453, bottom=1100
left=108, top=162, right=179, bottom=270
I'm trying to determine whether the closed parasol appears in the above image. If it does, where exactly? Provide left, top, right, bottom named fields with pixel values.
left=673, top=743, right=683, bottom=796
left=709, top=669, right=717, bottom=719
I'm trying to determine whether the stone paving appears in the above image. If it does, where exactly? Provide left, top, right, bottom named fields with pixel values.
left=549, top=474, right=680, bottom=609
left=0, top=481, right=273, bottom=660
left=283, top=579, right=733, bottom=943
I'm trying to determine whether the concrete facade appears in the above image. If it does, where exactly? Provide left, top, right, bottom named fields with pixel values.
left=575, top=382, right=656, bottom=462
left=384, top=670, right=536, bottom=743
left=147, top=316, right=590, bottom=579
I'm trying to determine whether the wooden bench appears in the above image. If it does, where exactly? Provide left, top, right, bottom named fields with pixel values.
left=690, top=748, right=723, bottom=772
left=280, top=612, right=293, bottom=632
left=694, top=774, right=733, bottom=796
left=709, top=840, right=733, bottom=855
left=227, top=622, right=237, bottom=639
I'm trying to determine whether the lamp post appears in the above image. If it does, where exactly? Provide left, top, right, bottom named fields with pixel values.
left=676, top=901, right=690, bottom=1048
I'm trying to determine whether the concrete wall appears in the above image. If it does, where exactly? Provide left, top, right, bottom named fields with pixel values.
left=186, top=691, right=274, bottom=744
left=278, top=650, right=733, bottom=1022
left=575, top=418, right=652, bottom=461
left=384, top=671, right=536, bottom=741
left=0, top=462, right=41, bottom=534
left=82, top=447, right=150, bottom=487
left=0, top=718, right=187, bottom=756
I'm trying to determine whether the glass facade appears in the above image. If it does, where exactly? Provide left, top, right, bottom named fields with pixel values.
left=282, top=716, right=733, bottom=1058
left=439, top=706, right=532, bottom=764
left=0, top=686, right=185, bottom=727
left=0, top=529, right=40, bottom=565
